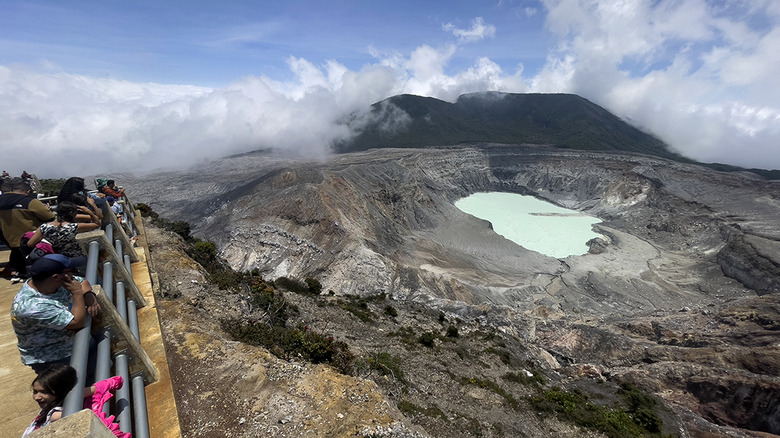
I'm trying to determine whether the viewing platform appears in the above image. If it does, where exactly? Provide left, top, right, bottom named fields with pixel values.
left=0, top=202, right=181, bottom=437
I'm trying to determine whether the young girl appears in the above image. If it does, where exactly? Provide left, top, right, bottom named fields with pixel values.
left=23, top=364, right=77, bottom=436
left=23, top=364, right=128, bottom=437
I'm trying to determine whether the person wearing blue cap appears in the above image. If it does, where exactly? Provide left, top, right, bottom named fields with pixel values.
left=10, top=254, right=100, bottom=374
left=106, top=196, right=123, bottom=218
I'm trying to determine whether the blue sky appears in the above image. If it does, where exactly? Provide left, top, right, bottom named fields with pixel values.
left=1, top=0, right=779, bottom=176
left=2, top=1, right=551, bottom=85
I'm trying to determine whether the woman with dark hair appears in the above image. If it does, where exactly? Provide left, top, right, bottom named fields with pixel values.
left=58, top=177, right=105, bottom=222
left=23, top=364, right=77, bottom=436
left=56, top=177, right=86, bottom=204
left=69, top=192, right=103, bottom=223
left=27, top=201, right=100, bottom=263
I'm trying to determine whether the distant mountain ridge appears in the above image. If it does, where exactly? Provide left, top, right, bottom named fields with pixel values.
left=337, top=92, right=686, bottom=162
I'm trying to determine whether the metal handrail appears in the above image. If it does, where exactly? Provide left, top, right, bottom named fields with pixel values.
left=62, top=241, right=99, bottom=415
left=61, top=202, right=151, bottom=437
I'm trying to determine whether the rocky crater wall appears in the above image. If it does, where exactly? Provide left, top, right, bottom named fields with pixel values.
left=124, top=145, right=780, bottom=435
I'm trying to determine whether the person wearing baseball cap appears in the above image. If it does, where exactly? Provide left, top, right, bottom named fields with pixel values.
left=10, top=254, right=100, bottom=374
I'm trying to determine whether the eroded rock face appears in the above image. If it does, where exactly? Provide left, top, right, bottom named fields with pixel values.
left=125, top=145, right=780, bottom=435
left=718, top=229, right=780, bottom=295
left=144, top=222, right=427, bottom=437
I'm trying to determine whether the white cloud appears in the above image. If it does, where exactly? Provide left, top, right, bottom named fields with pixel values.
left=535, top=0, right=780, bottom=169
left=443, top=17, right=497, bottom=42
left=207, top=21, right=285, bottom=48
left=1, top=0, right=779, bottom=178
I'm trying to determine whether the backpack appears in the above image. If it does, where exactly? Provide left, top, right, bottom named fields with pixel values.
left=96, top=178, right=109, bottom=191
left=20, top=231, right=54, bottom=262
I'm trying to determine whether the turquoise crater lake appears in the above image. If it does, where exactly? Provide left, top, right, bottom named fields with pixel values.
left=455, top=192, right=602, bottom=258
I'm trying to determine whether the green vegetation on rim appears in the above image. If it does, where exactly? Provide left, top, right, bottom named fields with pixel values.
left=529, top=383, right=670, bottom=438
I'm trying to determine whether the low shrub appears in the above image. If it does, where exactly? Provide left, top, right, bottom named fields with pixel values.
left=249, top=278, right=292, bottom=327
left=387, top=326, right=417, bottom=345
left=384, top=305, right=398, bottom=317
left=222, top=320, right=354, bottom=375
left=156, top=218, right=191, bottom=240
left=446, top=325, right=459, bottom=338
left=460, top=377, right=520, bottom=411
left=367, top=351, right=405, bottom=382
left=529, top=385, right=666, bottom=438
left=503, top=371, right=545, bottom=386
left=273, top=276, right=307, bottom=293
left=304, top=278, right=322, bottom=294
left=207, top=268, right=242, bottom=290
left=275, top=276, right=321, bottom=295
left=339, top=295, right=374, bottom=323
left=618, top=383, right=663, bottom=433
left=191, top=239, right=217, bottom=263
left=418, top=332, right=436, bottom=348
left=485, top=347, right=515, bottom=366
left=135, top=203, right=158, bottom=219
left=397, top=400, right=447, bottom=420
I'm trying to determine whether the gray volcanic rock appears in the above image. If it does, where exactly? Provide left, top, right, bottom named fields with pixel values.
left=718, top=229, right=780, bottom=295
left=123, top=144, right=780, bottom=436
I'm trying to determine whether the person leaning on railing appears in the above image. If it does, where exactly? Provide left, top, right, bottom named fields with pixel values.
left=100, top=180, right=124, bottom=199
left=26, top=201, right=101, bottom=272
left=106, top=196, right=123, bottom=217
left=58, top=177, right=109, bottom=222
left=10, top=254, right=100, bottom=375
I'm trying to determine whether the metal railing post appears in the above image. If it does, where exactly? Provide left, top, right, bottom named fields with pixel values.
left=63, top=240, right=100, bottom=415
left=97, top=260, right=115, bottom=412
left=85, top=241, right=100, bottom=284
left=115, top=352, right=133, bottom=435
left=132, top=374, right=150, bottom=438
left=116, top=281, right=128, bottom=321
left=95, top=329, right=112, bottom=414
left=124, top=254, right=132, bottom=278
left=102, top=261, right=114, bottom=301
left=63, top=315, right=92, bottom=416
left=128, top=300, right=140, bottom=340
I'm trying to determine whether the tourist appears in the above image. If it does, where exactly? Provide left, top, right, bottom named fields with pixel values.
left=26, top=201, right=101, bottom=267
left=10, top=254, right=99, bottom=374
left=59, top=177, right=109, bottom=222
left=22, top=363, right=77, bottom=437
left=56, top=177, right=88, bottom=204
left=100, top=179, right=125, bottom=199
left=0, top=178, right=55, bottom=279
left=22, top=364, right=129, bottom=438
left=106, top=196, right=123, bottom=217
left=69, top=192, right=104, bottom=224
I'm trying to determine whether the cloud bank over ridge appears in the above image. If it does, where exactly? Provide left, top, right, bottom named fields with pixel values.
left=0, top=0, right=778, bottom=177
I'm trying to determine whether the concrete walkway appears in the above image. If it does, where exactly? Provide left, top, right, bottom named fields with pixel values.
left=0, top=250, right=39, bottom=435
left=0, top=211, right=181, bottom=437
